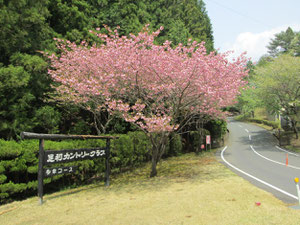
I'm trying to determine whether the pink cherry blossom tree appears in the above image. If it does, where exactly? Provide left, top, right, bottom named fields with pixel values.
left=47, top=25, right=248, bottom=177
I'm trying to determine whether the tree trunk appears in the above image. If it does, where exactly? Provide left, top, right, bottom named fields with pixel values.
left=195, top=119, right=204, bottom=155
left=149, top=134, right=168, bottom=177
left=150, top=157, right=158, bottom=177
left=150, top=147, right=158, bottom=177
left=93, top=114, right=102, bottom=135
left=291, top=120, right=299, bottom=139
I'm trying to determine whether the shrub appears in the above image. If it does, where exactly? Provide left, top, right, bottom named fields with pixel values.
left=235, top=116, right=280, bottom=129
left=261, top=120, right=279, bottom=129
left=165, top=133, right=183, bottom=157
left=248, top=118, right=279, bottom=129
left=206, top=119, right=227, bottom=138
left=234, top=114, right=251, bottom=121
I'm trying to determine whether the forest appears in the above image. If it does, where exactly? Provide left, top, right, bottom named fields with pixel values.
left=0, top=0, right=214, bottom=140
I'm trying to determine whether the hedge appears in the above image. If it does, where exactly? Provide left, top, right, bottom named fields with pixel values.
left=250, top=118, right=279, bottom=129
left=235, top=115, right=280, bottom=129
left=0, top=131, right=182, bottom=204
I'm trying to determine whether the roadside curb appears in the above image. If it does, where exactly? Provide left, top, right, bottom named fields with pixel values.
left=275, top=145, right=300, bottom=157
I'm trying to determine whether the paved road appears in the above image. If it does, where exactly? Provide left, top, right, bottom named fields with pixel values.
left=220, top=118, right=300, bottom=204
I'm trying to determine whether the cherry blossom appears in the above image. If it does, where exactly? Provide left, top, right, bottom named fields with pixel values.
left=47, top=26, right=248, bottom=176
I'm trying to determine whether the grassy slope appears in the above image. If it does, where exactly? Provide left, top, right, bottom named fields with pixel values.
left=1, top=151, right=300, bottom=225
left=285, top=139, right=300, bottom=153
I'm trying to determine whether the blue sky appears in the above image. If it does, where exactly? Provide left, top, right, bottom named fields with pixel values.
left=205, top=0, right=300, bottom=62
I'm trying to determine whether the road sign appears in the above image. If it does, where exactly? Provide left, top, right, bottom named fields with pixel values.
left=206, top=135, right=211, bottom=144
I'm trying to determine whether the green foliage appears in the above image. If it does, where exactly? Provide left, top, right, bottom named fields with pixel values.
left=255, top=55, right=300, bottom=124
left=149, top=0, right=214, bottom=51
left=110, top=132, right=151, bottom=171
left=238, top=28, right=300, bottom=124
left=236, top=86, right=261, bottom=116
left=267, top=27, right=300, bottom=57
left=0, top=65, right=30, bottom=90
left=223, top=106, right=240, bottom=115
left=234, top=114, right=250, bottom=121
left=256, top=54, right=273, bottom=67
left=110, top=134, right=134, bottom=169
left=235, top=116, right=280, bottom=129
left=33, top=106, right=61, bottom=134
left=235, top=59, right=262, bottom=116
left=0, top=53, right=53, bottom=139
left=0, top=139, right=23, bottom=158
left=188, top=129, right=210, bottom=152
left=0, top=174, right=7, bottom=184
left=259, top=120, right=280, bottom=129
left=206, top=119, right=227, bottom=138
left=127, top=131, right=151, bottom=164
left=0, top=0, right=52, bottom=64
left=165, top=133, right=183, bottom=157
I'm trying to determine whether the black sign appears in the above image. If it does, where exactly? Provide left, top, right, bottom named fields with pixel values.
left=20, top=132, right=116, bottom=205
left=44, top=148, right=106, bottom=165
left=44, top=166, right=78, bottom=177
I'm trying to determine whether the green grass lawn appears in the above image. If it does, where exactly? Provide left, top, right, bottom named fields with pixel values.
left=1, top=150, right=300, bottom=225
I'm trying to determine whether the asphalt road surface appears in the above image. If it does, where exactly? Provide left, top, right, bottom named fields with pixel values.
left=220, top=118, right=300, bottom=204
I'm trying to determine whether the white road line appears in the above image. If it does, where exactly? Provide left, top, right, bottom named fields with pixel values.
left=221, top=146, right=298, bottom=200
left=250, top=145, right=300, bottom=170
left=276, top=146, right=299, bottom=157
left=245, top=129, right=249, bottom=133
left=249, top=135, right=251, bottom=141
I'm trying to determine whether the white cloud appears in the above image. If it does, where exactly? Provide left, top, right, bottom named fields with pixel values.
left=224, top=24, right=300, bottom=62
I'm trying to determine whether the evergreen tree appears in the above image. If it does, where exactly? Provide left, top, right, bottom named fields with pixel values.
left=267, top=27, right=300, bottom=57
left=146, top=0, right=214, bottom=51
left=0, top=0, right=52, bottom=64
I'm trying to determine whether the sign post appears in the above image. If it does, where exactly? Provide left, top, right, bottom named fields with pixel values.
left=21, top=132, right=118, bottom=205
left=206, top=135, right=211, bottom=150
left=105, top=139, right=111, bottom=186
left=38, top=139, right=44, bottom=205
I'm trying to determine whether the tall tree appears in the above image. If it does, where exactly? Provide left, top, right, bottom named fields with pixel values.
left=147, top=0, right=214, bottom=51
left=267, top=27, right=300, bottom=57
left=235, top=61, right=261, bottom=117
left=47, top=26, right=247, bottom=176
left=0, top=0, right=55, bottom=139
left=255, top=54, right=300, bottom=138
left=0, top=0, right=52, bottom=64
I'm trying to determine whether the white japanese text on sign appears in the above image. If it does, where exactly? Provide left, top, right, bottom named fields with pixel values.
left=44, top=148, right=106, bottom=165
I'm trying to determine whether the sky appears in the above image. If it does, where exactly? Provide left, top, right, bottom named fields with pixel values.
left=204, top=0, right=300, bottom=62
